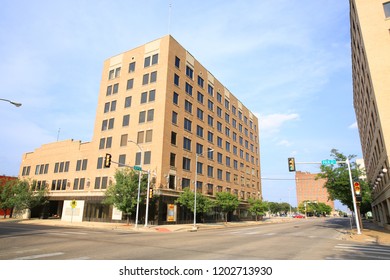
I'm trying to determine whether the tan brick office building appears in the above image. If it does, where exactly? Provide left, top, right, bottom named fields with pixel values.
left=19, top=35, right=262, bottom=224
left=295, top=172, right=334, bottom=211
left=350, top=1, right=390, bottom=229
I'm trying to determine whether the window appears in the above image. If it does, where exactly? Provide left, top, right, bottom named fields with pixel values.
left=120, top=134, right=128, bottom=146
left=185, top=82, right=193, bottom=96
left=147, top=109, right=154, bottom=121
left=183, top=157, right=191, bottom=171
left=125, top=96, right=132, bottom=108
left=197, top=76, right=204, bottom=88
left=108, top=118, right=114, bottom=129
left=384, top=2, right=390, bottom=18
left=145, top=129, right=153, bottom=142
left=175, top=56, right=180, bottom=68
left=106, top=85, right=112, bottom=96
left=217, top=107, right=222, bottom=117
left=217, top=121, right=222, bottom=132
left=171, top=131, right=177, bottom=145
left=126, top=79, right=134, bottom=90
left=113, top=83, right=119, bottom=94
left=184, top=100, right=192, bottom=114
left=152, top=54, right=159, bottom=65
left=128, top=62, right=136, bottom=73
left=141, top=92, right=148, bottom=104
left=144, top=151, right=151, bottom=165
left=225, top=99, right=230, bottom=110
left=186, top=66, right=194, bottom=79
left=208, top=100, right=214, bottom=111
left=197, top=91, right=204, bottom=104
left=142, top=74, right=149, bottom=85
left=122, top=114, right=130, bottom=126
left=139, top=111, right=146, bottom=123
left=217, top=153, right=223, bottom=164
left=150, top=71, right=157, bottom=83
left=184, top=118, right=192, bottom=131
left=197, top=162, right=203, bottom=174
left=174, top=74, right=180, bottom=86
left=182, top=178, right=190, bottom=188
left=170, top=153, right=176, bottom=167
left=183, top=137, right=192, bottom=151
left=144, top=56, right=151, bottom=67
left=208, top=84, right=214, bottom=96
left=196, top=125, right=204, bottom=138
left=135, top=152, right=141, bottom=165
left=172, top=111, right=178, bottom=124
left=217, top=92, right=222, bottom=103
left=118, top=154, right=126, bottom=167
left=208, top=115, right=214, bottom=127
left=207, top=131, right=213, bottom=143
left=197, top=108, right=204, bottom=121
left=196, top=143, right=203, bottom=154
left=217, top=137, right=222, bottom=148
left=217, top=169, right=223, bottom=180
left=207, top=165, right=213, bottom=177
left=173, top=92, right=179, bottom=105
left=137, top=131, right=145, bottom=143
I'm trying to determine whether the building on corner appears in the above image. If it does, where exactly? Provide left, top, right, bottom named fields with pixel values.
left=19, top=35, right=262, bottom=224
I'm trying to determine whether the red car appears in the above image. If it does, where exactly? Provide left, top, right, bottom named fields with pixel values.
left=293, top=214, right=305, bottom=219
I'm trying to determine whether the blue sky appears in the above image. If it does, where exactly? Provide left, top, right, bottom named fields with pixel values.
left=0, top=0, right=360, bottom=210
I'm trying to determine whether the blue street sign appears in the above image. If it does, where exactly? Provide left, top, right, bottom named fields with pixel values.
left=321, top=159, right=336, bottom=165
left=134, top=166, right=142, bottom=171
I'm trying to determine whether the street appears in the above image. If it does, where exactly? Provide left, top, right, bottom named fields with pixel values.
left=1, top=217, right=389, bottom=260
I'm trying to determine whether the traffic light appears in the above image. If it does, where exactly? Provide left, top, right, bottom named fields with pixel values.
left=149, top=188, right=154, bottom=199
left=288, top=157, right=296, bottom=172
left=354, top=182, right=362, bottom=202
left=104, top=153, right=112, bottom=168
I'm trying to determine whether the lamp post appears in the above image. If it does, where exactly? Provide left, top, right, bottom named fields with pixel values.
left=0, top=98, right=22, bottom=107
left=129, top=140, right=142, bottom=229
left=193, top=148, right=213, bottom=231
left=144, top=170, right=151, bottom=227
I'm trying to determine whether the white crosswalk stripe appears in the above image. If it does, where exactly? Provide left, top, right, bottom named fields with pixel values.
left=333, top=243, right=390, bottom=260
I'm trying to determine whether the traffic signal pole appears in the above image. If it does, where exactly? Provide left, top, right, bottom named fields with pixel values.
left=288, top=157, right=361, bottom=235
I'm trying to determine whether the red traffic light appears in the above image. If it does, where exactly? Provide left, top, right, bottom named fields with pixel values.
left=353, top=182, right=361, bottom=195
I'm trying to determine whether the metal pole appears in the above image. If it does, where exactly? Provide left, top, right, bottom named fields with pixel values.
left=346, top=158, right=361, bottom=234
left=129, top=140, right=143, bottom=229
left=193, top=154, right=198, bottom=231
left=144, top=170, right=151, bottom=227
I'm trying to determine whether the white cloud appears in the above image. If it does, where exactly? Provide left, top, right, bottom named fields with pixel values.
left=259, top=113, right=300, bottom=135
left=277, top=140, right=293, bottom=147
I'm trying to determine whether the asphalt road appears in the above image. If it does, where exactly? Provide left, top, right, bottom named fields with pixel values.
left=1, top=217, right=390, bottom=260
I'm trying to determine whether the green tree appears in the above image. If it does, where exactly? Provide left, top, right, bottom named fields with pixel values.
left=0, top=180, right=16, bottom=218
left=215, top=192, right=240, bottom=222
left=317, top=149, right=371, bottom=214
left=175, top=188, right=213, bottom=221
left=247, top=198, right=268, bottom=221
left=11, top=180, right=49, bottom=216
left=103, top=168, right=148, bottom=225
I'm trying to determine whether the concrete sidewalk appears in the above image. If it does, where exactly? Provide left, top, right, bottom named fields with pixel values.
left=342, top=219, right=390, bottom=245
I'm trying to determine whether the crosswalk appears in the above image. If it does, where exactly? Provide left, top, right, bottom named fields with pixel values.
left=330, top=243, right=390, bottom=260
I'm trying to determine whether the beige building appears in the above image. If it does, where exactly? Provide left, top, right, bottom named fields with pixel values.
left=295, top=172, right=334, bottom=212
left=19, top=35, right=262, bottom=224
left=350, top=0, right=390, bottom=229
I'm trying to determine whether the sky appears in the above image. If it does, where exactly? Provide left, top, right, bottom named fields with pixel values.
left=0, top=0, right=360, bottom=211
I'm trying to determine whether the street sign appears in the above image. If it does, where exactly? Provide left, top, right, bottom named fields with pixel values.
left=134, top=166, right=142, bottom=171
left=321, top=159, right=336, bottom=165
left=70, top=200, right=77, bottom=208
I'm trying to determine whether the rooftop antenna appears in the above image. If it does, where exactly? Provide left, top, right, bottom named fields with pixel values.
left=57, top=128, right=61, bottom=141
left=168, top=2, right=172, bottom=34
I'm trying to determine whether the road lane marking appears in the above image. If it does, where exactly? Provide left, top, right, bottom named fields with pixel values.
left=13, top=252, right=64, bottom=260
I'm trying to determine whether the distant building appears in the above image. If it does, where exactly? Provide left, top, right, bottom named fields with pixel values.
left=350, top=0, right=390, bottom=229
left=295, top=171, right=334, bottom=211
left=19, top=35, right=262, bottom=224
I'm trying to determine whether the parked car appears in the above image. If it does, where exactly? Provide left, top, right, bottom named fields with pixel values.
left=293, top=214, right=305, bottom=219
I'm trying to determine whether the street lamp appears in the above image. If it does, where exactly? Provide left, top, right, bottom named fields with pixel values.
left=0, top=98, right=22, bottom=107
left=193, top=148, right=213, bottom=231
left=129, top=140, right=142, bottom=228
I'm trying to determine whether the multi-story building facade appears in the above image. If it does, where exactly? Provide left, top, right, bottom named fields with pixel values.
left=350, top=0, right=390, bottom=229
left=295, top=171, right=334, bottom=211
left=19, top=35, right=262, bottom=224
